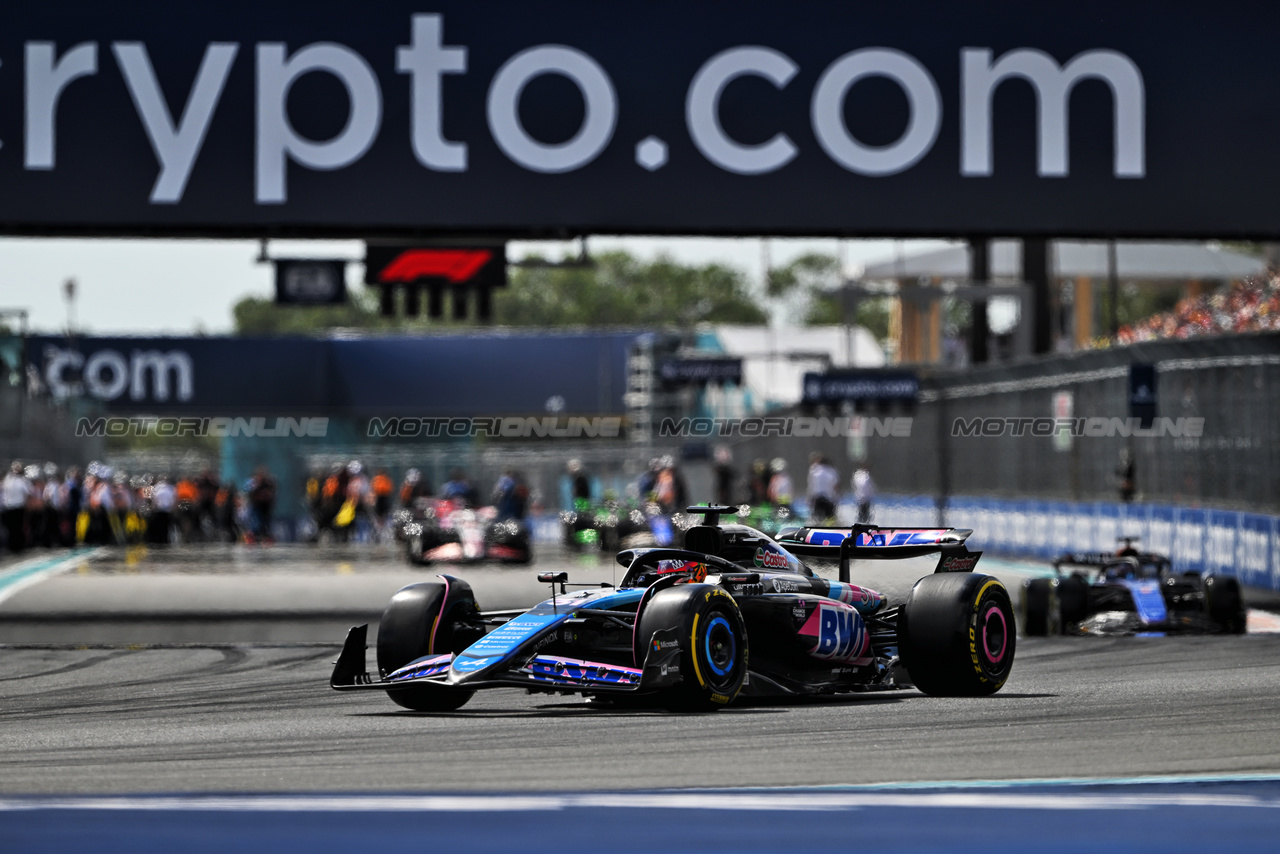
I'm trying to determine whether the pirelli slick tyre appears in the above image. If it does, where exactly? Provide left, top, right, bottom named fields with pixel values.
left=1205, top=575, right=1247, bottom=635
left=1057, top=572, right=1091, bottom=627
left=899, top=573, right=1015, bottom=697
left=636, top=584, right=747, bottom=711
left=377, top=578, right=482, bottom=712
left=1021, top=577, right=1060, bottom=636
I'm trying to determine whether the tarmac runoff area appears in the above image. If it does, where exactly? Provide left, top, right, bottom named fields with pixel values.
left=0, top=544, right=1276, bottom=644
left=5, top=543, right=1280, bottom=851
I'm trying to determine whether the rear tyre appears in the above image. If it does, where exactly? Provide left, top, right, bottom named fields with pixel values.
left=1205, top=575, right=1247, bottom=635
left=1021, top=578, right=1056, bottom=636
left=899, top=573, right=1016, bottom=697
left=636, top=584, right=747, bottom=711
left=377, top=579, right=481, bottom=711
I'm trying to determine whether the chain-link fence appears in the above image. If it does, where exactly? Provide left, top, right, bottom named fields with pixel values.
left=716, top=331, right=1280, bottom=516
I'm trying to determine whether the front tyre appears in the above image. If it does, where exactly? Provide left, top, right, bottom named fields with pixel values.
left=1021, top=577, right=1057, bottom=636
left=636, top=584, right=747, bottom=711
left=899, top=573, right=1016, bottom=697
left=1056, top=572, right=1091, bottom=627
left=377, top=579, right=481, bottom=712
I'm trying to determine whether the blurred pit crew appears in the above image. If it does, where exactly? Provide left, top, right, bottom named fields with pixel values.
left=2, top=460, right=31, bottom=553
left=767, top=457, right=793, bottom=509
left=806, top=452, right=840, bottom=523
left=441, top=469, right=478, bottom=507
left=493, top=468, right=529, bottom=521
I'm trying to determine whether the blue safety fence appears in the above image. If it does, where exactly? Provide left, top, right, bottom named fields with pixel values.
left=868, top=495, right=1280, bottom=592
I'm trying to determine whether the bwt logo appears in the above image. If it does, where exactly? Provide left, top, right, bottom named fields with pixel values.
left=43, top=346, right=193, bottom=402
left=808, top=603, right=871, bottom=664
left=18, top=14, right=1144, bottom=204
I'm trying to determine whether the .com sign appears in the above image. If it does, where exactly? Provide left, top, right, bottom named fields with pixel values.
left=41, top=345, right=193, bottom=403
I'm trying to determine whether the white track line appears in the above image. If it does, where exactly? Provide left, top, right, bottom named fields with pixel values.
left=0, top=790, right=1278, bottom=813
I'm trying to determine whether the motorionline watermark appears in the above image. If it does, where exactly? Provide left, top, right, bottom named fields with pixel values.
left=76, top=416, right=330, bottom=438
left=367, top=416, right=623, bottom=438
left=659, top=416, right=913, bottom=438
left=951, top=416, right=1204, bottom=438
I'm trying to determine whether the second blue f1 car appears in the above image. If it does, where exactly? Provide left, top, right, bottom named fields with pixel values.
left=331, top=506, right=1016, bottom=711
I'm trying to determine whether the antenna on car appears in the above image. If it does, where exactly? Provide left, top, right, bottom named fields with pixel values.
left=538, top=572, right=568, bottom=613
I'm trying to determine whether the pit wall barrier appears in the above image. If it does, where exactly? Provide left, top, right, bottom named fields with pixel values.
left=861, top=495, right=1280, bottom=593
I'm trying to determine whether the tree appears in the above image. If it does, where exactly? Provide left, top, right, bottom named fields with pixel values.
left=766, top=252, right=891, bottom=340
left=233, top=287, right=391, bottom=334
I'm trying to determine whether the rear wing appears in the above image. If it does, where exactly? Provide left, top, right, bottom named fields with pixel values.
left=1054, top=552, right=1120, bottom=570
left=777, top=524, right=981, bottom=582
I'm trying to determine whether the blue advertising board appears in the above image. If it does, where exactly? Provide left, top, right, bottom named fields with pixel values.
left=26, top=332, right=637, bottom=416
left=874, top=493, right=1280, bottom=592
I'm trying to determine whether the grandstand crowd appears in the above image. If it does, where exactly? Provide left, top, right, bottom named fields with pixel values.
left=0, top=461, right=278, bottom=554
left=1114, top=271, right=1280, bottom=345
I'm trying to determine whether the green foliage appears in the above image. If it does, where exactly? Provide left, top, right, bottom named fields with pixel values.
left=766, top=252, right=842, bottom=299
left=765, top=252, right=890, bottom=340
left=495, top=251, right=766, bottom=326
left=232, top=250, right=767, bottom=334
left=233, top=287, right=391, bottom=334
left=805, top=291, right=892, bottom=340
left=1097, top=281, right=1184, bottom=331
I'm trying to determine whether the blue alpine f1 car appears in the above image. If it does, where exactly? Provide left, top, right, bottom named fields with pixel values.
left=1022, top=539, right=1247, bottom=636
left=331, top=506, right=1017, bottom=711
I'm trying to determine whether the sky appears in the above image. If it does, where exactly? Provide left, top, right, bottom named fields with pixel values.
left=0, top=236, right=955, bottom=336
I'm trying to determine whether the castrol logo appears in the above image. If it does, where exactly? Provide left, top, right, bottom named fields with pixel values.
left=754, top=547, right=789, bottom=570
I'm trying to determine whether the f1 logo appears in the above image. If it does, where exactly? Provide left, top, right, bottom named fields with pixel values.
left=377, top=249, right=493, bottom=283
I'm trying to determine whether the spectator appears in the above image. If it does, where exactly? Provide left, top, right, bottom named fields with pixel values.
left=852, top=465, right=876, bottom=524
left=40, top=464, right=62, bottom=548
left=653, top=456, right=687, bottom=514
left=636, top=458, right=661, bottom=501
left=806, top=453, right=840, bottom=523
left=108, top=472, right=131, bottom=545
left=319, top=463, right=345, bottom=536
left=175, top=475, right=200, bottom=540
left=1111, top=272, right=1280, bottom=347
left=766, top=458, right=793, bottom=508
left=343, top=461, right=371, bottom=540
left=370, top=468, right=394, bottom=528
left=2, top=461, right=31, bottom=553
left=746, top=458, right=770, bottom=505
left=493, top=469, right=529, bottom=520
left=398, top=468, right=431, bottom=508
left=216, top=481, right=240, bottom=542
left=567, top=459, right=592, bottom=502
left=248, top=466, right=277, bottom=542
left=25, top=465, right=48, bottom=549
left=713, top=446, right=735, bottom=506
left=1117, top=449, right=1136, bottom=503
left=441, top=469, right=478, bottom=506
left=195, top=468, right=220, bottom=533
left=61, top=467, right=83, bottom=547
left=149, top=475, right=176, bottom=544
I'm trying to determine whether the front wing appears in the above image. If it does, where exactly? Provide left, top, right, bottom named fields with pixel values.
left=330, top=624, right=685, bottom=696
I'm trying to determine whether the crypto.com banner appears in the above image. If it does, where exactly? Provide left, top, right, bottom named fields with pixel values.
left=1, top=1, right=1276, bottom=237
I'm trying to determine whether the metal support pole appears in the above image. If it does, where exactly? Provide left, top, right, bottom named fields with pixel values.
left=1108, top=240, right=1120, bottom=339
left=968, top=238, right=989, bottom=364
left=1023, top=238, right=1052, bottom=354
